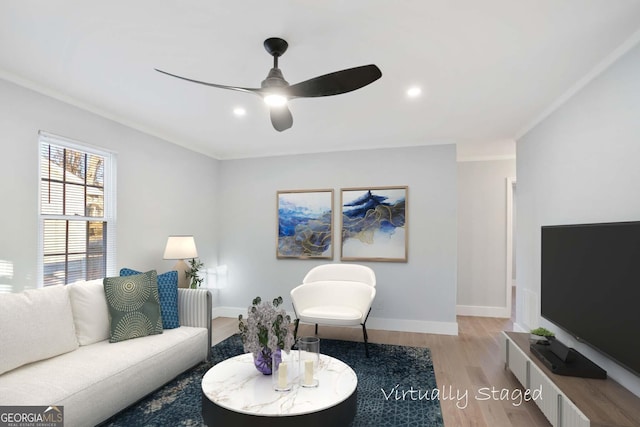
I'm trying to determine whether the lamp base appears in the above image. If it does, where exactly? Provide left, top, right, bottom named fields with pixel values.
left=173, top=259, right=190, bottom=288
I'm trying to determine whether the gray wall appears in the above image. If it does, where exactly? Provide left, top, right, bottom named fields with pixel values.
left=457, top=159, right=515, bottom=316
left=0, top=78, right=219, bottom=292
left=517, top=43, right=640, bottom=395
left=216, top=145, right=459, bottom=334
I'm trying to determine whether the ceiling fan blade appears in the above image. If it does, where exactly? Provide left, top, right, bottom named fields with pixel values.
left=285, top=64, right=382, bottom=98
left=270, top=105, right=293, bottom=132
left=155, top=69, right=260, bottom=95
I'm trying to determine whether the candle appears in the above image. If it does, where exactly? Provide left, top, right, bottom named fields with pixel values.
left=304, top=359, right=314, bottom=386
left=278, top=362, right=287, bottom=389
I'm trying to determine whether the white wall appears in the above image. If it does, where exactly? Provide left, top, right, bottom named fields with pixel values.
left=0, top=75, right=458, bottom=335
left=216, top=145, right=459, bottom=334
left=0, top=78, right=219, bottom=292
left=457, top=159, right=515, bottom=317
left=517, top=43, right=640, bottom=395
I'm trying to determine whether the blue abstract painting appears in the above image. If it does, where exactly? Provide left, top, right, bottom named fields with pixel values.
left=341, top=187, right=407, bottom=261
left=277, top=190, right=333, bottom=259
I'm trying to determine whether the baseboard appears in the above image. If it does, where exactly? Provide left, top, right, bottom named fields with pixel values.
left=456, top=304, right=510, bottom=318
left=212, top=306, right=299, bottom=320
left=211, top=306, right=245, bottom=319
left=512, top=322, right=528, bottom=333
left=367, top=317, right=458, bottom=336
left=212, top=306, right=459, bottom=336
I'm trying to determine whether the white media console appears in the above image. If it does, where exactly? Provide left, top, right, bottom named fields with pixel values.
left=501, top=332, right=640, bottom=427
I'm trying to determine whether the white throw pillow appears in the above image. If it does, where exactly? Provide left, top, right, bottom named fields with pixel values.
left=0, top=285, right=79, bottom=375
left=68, top=279, right=111, bottom=345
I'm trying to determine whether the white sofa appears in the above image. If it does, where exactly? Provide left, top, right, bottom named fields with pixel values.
left=0, top=280, right=211, bottom=426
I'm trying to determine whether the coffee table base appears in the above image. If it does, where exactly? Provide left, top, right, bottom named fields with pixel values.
left=201, top=388, right=357, bottom=427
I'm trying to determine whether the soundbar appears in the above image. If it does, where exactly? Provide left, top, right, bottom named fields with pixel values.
left=530, top=340, right=607, bottom=379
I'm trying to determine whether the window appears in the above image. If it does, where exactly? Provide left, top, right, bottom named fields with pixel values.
left=38, top=132, right=116, bottom=286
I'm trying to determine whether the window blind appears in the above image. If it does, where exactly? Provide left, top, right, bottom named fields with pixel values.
left=38, top=131, right=117, bottom=286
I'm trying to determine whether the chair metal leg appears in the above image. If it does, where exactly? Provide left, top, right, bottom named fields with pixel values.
left=362, top=307, right=372, bottom=357
left=362, top=323, right=370, bottom=358
left=293, top=319, right=300, bottom=340
left=315, top=323, right=318, bottom=335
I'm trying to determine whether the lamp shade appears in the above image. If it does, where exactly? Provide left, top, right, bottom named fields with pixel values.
left=163, top=235, right=198, bottom=260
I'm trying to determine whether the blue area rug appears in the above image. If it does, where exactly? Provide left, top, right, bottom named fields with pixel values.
left=102, top=335, right=443, bottom=426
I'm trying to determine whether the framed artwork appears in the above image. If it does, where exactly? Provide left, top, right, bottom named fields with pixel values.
left=340, top=186, right=408, bottom=262
left=277, top=189, right=334, bottom=259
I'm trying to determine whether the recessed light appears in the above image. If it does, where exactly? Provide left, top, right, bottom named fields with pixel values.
left=407, top=87, right=422, bottom=98
left=233, top=107, right=246, bottom=116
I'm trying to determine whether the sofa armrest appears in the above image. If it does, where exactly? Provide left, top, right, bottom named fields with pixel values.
left=177, top=288, right=212, bottom=358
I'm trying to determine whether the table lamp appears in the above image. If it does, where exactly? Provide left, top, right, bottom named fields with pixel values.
left=163, top=235, right=198, bottom=288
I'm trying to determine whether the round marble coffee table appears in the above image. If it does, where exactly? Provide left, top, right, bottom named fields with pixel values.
left=201, top=352, right=357, bottom=426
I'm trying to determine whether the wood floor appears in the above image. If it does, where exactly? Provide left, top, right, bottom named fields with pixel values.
left=211, top=315, right=551, bottom=427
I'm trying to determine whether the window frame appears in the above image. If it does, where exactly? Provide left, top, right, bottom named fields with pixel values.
left=37, top=131, right=117, bottom=286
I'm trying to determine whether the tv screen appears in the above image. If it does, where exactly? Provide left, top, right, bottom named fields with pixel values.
left=541, top=221, right=640, bottom=376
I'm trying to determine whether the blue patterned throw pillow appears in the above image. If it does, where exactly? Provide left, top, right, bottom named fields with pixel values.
left=120, top=268, right=180, bottom=329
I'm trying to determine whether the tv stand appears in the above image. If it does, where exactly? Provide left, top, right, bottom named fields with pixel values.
left=529, top=340, right=607, bottom=379
left=502, top=332, right=640, bottom=427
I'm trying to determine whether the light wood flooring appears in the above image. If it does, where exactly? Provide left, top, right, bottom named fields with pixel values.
left=211, top=315, right=551, bottom=427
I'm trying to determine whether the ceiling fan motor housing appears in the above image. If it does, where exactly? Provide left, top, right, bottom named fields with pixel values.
left=261, top=67, right=289, bottom=89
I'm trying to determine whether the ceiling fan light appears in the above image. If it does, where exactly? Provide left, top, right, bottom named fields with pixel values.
left=264, top=94, right=288, bottom=107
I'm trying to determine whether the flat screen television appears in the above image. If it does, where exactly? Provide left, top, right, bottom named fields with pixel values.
left=541, top=221, right=640, bottom=377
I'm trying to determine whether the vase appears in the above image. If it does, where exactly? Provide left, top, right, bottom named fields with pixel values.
left=253, top=347, right=282, bottom=375
left=297, top=336, right=320, bottom=387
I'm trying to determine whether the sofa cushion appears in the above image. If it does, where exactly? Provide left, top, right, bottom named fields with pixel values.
left=103, top=271, right=163, bottom=343
left=0, top=285, right=79, bottom=375
left=0, top=326, right=209, bottom=426
left=299, top=305, right=363, bottom=324
left=68, top=279, right=111, bottom=345
left=120, top=268, right=179, bottom=329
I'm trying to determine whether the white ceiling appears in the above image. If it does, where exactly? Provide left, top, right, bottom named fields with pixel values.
left=1, top=1, right=640, bottom=160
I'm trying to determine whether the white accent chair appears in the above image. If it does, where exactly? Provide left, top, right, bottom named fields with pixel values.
left=290, top=263, right=376, bottom=357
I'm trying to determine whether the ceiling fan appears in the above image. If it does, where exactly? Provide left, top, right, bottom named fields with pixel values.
left=155, top=37, right=382, bottom=132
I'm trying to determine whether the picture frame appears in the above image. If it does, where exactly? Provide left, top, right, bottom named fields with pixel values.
left=340, top=186, right=408, bottom=262
left=277, top=189, right=334, bottom=259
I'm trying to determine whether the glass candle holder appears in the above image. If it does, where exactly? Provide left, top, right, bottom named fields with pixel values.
left=272, top=349, right=293, bottom=391
left=297, top=336, right=320, bottom=387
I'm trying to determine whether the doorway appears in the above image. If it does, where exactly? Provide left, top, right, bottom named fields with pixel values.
left=505, top=177, right=516, bottom=321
